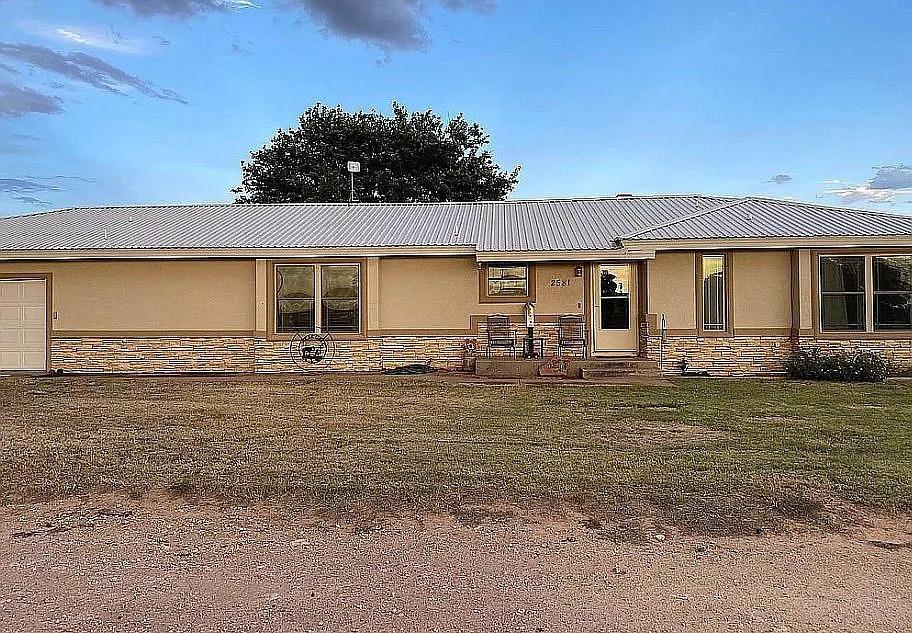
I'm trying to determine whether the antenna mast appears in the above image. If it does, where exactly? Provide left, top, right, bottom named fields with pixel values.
left=347, top=161, right=361, bottom=203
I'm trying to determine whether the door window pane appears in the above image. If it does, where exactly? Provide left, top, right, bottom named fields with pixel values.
left=599, top=266, right=630, bottom=330
left=701, top=255, right=726, bottom=332
left=819, top=256, right=865, bottom=332
left=276, top=265, right=315, bottom=333
left=321, top=265, right=360, bottom=333
left=600, top=298, right=630, bottom=329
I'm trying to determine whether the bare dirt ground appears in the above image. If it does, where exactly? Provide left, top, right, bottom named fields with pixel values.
left=2, top=495, right=911, bottom=633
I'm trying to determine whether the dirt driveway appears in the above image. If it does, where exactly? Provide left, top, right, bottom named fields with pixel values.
left=2, top=496, right=911, bottom=633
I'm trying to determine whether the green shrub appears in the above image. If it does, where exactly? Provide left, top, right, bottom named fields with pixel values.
left=786, top=348, right=888, bottom=382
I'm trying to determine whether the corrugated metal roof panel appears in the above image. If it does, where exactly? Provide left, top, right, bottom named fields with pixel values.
left=628, top=198, right=912, bottom=239
left=2, top=195, right=911, bottom=253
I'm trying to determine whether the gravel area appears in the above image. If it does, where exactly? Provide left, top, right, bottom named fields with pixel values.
left=2, top=496, right=911, bottom=632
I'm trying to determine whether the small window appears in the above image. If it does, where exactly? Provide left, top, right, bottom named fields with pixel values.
left=701, top=255, right=726, bottom=332
left=874, top=256, right=912, bottom=331
left=276, top=265, right=315, bottom=333
left=819, top=256, right=866, bottom=331
left=486, top=264, right=529, bottom=297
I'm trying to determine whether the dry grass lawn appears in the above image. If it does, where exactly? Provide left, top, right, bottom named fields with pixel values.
left=1, top=374, right=910, bottom=533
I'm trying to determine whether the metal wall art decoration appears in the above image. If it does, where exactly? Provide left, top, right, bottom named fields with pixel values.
left=289, top=331, right=337, bottom=369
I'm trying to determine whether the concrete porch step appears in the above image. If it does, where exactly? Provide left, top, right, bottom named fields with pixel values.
left=580, top=358, right=660, bottom=380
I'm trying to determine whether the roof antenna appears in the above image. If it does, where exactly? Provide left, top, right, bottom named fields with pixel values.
left=347, top=161, right=361, bottom=203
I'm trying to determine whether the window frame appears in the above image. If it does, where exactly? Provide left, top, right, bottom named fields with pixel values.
left=479, top=263, right=536, bottom=303
left=818, top=255, right=867, bottom=333
left=815, top=252, right=912, bottom=337
left=270, top=260, right=364, bottom=339
left=873, top=255, right=912, bottom=332
left=275, top=264, right=317, bottom=335
left=695, top=252, right=732, bottom=336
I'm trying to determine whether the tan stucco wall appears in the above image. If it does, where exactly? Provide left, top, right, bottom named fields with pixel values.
left=646, top=252, right=696, bottom=329
left=0, top=250, right=799, bottom=336
left=376, top=257, right=585, bottom=331
left=533, top=263, right=586, bottom=315
left=731, top=250, right=792, bottom=329
left=0, top=260, right=256, bottom=332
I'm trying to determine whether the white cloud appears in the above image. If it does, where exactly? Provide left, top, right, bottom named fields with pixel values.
left=825, top=164, right=912, bottom=205
left=827, top=184, right=912, bottom=204
left=22, top=21, right=163, bottom=55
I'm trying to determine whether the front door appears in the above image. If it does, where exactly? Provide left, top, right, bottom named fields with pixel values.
left=591, top=263, right=638, bottom=355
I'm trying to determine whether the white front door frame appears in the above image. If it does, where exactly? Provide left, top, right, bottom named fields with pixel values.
left=590, top=262, right=639, bottom=356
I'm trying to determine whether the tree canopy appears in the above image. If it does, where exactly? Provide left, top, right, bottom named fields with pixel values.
left=233, top=102, right=520, bottom=203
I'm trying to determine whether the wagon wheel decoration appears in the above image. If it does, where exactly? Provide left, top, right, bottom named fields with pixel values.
left=289, top=331, right=336, bottom=369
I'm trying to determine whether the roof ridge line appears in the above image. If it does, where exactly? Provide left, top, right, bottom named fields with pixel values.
left=0, top=194, right=735, bottom=221
left=620, top=198, right=748, bottom=239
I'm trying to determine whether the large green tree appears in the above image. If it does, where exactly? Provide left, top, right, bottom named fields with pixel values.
left=233, top=102, right=520, bottom=203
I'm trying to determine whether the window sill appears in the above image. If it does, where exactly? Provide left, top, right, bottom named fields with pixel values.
left=816, top=331, right=912, bottom=340
left=268, top=332, right=365, bottom=341
left=478, top=295, right=535, bottom=304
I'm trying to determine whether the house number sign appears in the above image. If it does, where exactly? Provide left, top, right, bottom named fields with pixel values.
left=550, top=278, right=573, bottom=287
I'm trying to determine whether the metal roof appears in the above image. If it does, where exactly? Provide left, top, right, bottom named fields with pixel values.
left=624, top=197, right=912, bottom=240
left=1, top=195, right=911, bottom=254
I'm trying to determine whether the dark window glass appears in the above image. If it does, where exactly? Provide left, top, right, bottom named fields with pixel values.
left=874, top=256, right=912, bottom=331
left=276, top=265, right=315, bottom=333
left=600, top=298, right=630, bottom=329
left=874, top=257, right=912, bottom=292
left=820, top=256, right=866, bottom=332
left=875, top=294, right=912, bottom=330
left=321, top=265, right=360, bottom=333
left=599, top=266, right=630, bottom=330
left=701, top=255, right=726, bottom=331
left=821, top=294, right=865, bottom=331
left=487, top=265, right=528, bottom=296
left=821, top=257, right=864, bottom=293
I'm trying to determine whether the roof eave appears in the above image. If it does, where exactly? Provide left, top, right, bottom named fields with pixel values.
left=629, top=235, right=912, bottom=250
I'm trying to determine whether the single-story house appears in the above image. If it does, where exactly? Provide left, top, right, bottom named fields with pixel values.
left=2, top=194, right=912, bottom=376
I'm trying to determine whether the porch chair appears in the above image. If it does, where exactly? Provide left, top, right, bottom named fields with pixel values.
left=557, top=314, right=588, bottom=358
left=485, top=314, right=517, bottom=357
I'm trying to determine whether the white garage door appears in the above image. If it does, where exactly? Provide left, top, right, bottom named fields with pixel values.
left=0, top=279, right=47, bottom=371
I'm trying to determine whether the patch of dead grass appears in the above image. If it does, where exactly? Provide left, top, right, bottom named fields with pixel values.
left=1, top=375, right=911, bottom=535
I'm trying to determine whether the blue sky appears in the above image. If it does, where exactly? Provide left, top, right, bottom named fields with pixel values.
left=1, top=0, right=911, bottom=216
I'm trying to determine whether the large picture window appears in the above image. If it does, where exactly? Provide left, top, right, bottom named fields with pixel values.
left=819, top=256, right=865, bottom=332
left=701, top=254, right=727, bottom=332
left=874, top=256, right=912, bottom=331
left=275, top=263, right=361, bottom=334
